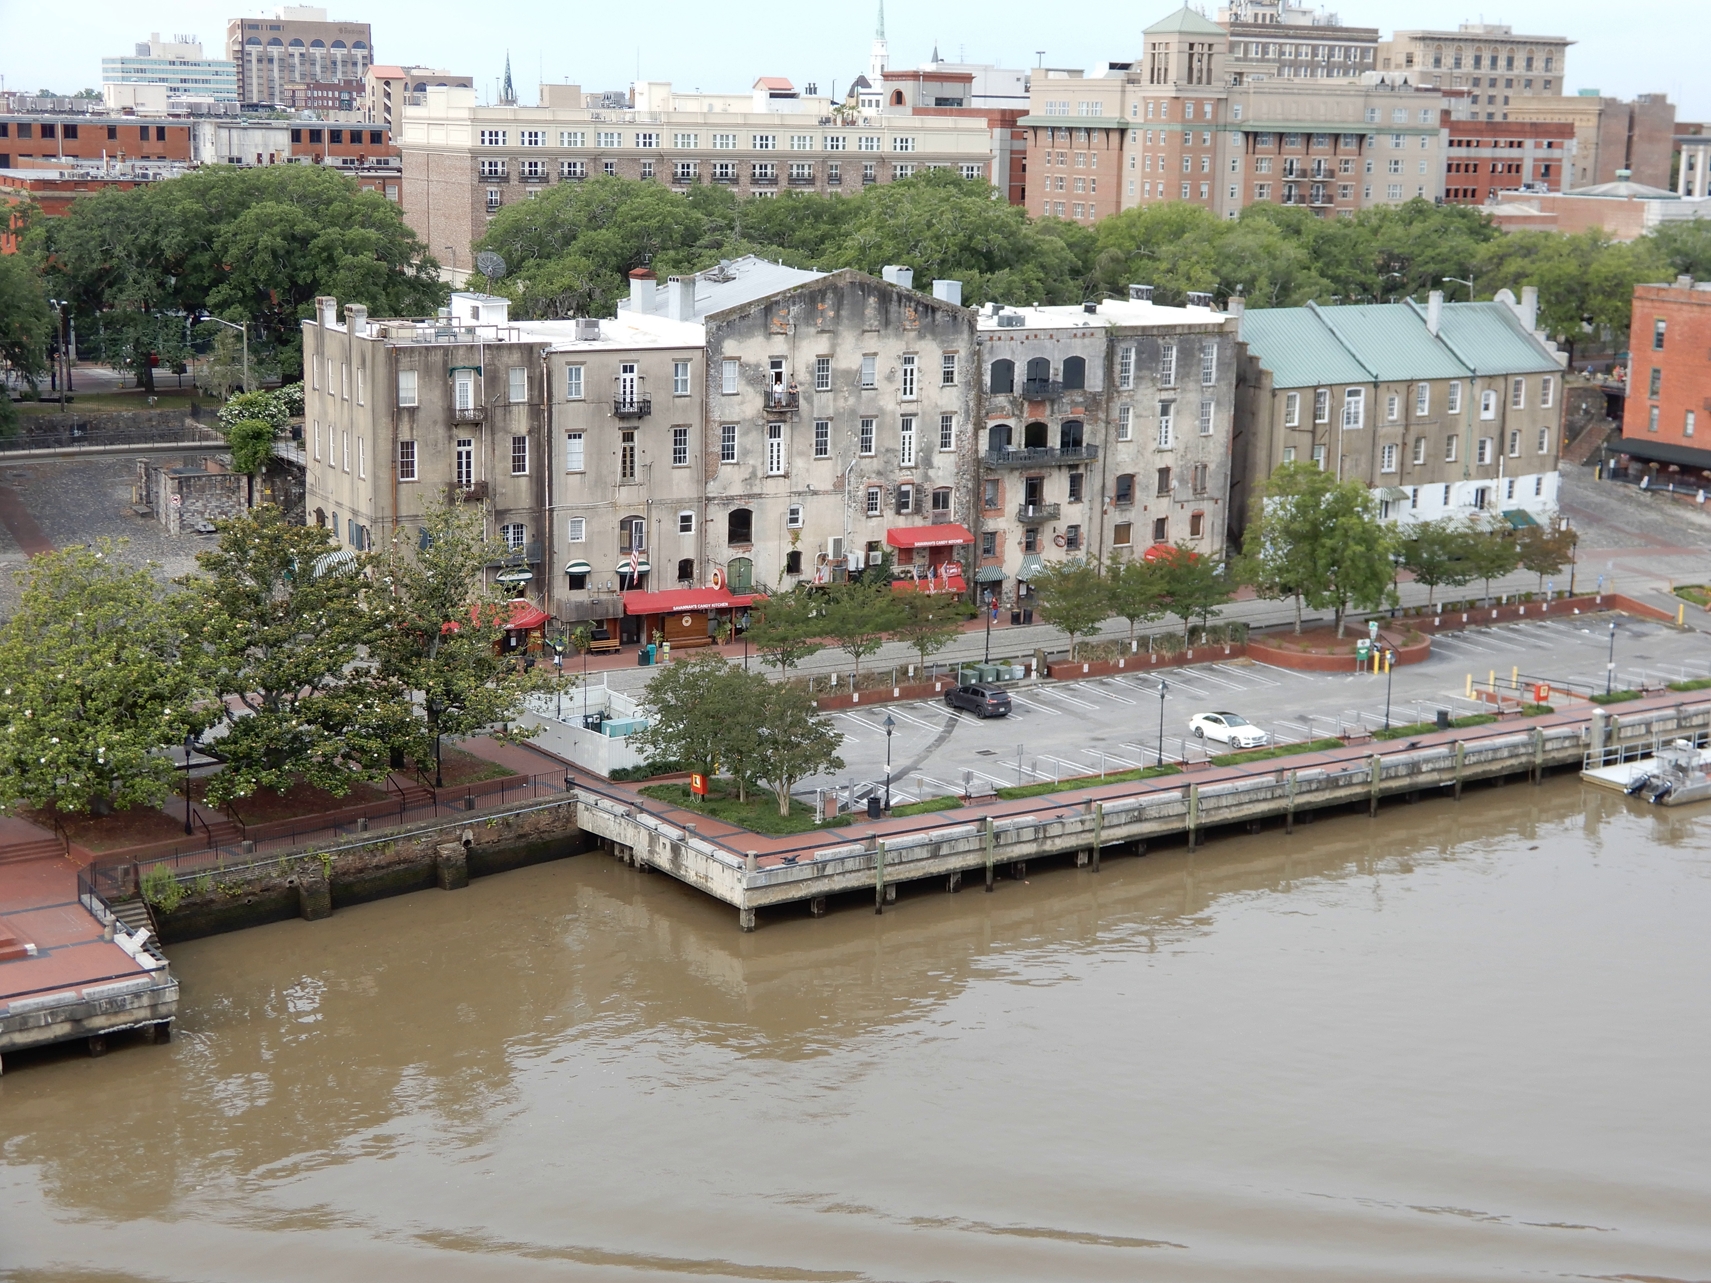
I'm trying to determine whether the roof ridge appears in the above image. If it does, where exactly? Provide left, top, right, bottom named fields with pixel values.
left=1303, top=301, right=1377, bottom=382
left=1402, top=297, right=1476, bottom=375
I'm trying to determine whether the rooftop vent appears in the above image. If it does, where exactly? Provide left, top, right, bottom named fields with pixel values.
left=1185, top=291, right=1214, bottom=308
left=1128, top=284, right=1154, bottom=302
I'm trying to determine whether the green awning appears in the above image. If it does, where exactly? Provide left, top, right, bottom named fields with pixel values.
left=1501, top=508, right=1539, bottom=529
left=1017, top=554, right=1044, bottom=581
left=565, top=560, right=592, bottom=575
left=975, top=565, right=1006, bottom=582
left=1377, top=486, right=1410, bottom=501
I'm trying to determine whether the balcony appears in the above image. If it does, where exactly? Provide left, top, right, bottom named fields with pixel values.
left=711, top=172, right=738, bottom=184
left=787, top=173, right=816, bottom=186
left=613, top=394, right=652, bottom=419
left=446, top=480, right=488, bottom=503
left=750, top=173, right=778, bottom=186
left=519, top=171, right=550, bottom=184
left=1022, top=378, right=1063, bottom=399
left=763, top=388, right=799, bottom=415
left=1015, top=502, right=1061, bottom=522
left=452, top=405, right=485, bottom=423
left=983, top=444, right=1100, bottom=468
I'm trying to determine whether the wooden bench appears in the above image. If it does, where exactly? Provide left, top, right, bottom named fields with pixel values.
left=586, top=631, right=621, bottom=655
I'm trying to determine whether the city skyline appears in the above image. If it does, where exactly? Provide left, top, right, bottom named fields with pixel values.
left=3, top=0, right=1707, bottom=120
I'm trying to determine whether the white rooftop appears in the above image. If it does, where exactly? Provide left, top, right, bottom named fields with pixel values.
left=977, top=298, right=1234, bottom=331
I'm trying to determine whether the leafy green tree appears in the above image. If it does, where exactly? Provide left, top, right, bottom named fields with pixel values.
left=1106, top=553, right=1165, bottom=646
left=368, top=501, right=557, bottom=783
left=0, top=250, right=53, bottom=401
left=224, top=418, right=277, bottom=481
left=0, top=542, right=202, bottom=818
left=631, top=654, right=753, bottom=787
left=746, top=587, right=826, bottom=673
left=177, top=506, right=393, bottom=807
left=1464, top=521, right=1523, bottom=603
left=1244, top=462, right=1394, bottom=637
left=1237, top=480, right=1316, bottom=634
left=1476, top=228, right=1665, bottom=359
left=1154, top=545, right=1236, bottom=643
left=752, top=680, right=845, bottom=817
left=1648, top=221, right=1711, bottom=280
left=1515, top=522, right=1577, bottom=594
left=1396, top=518, right=1480, bottom=611
left=821, top=576, right=906, bottom=677
left=891, top=589, right=965, bottom=673
left=1029, top=559, right=1110, bottom=660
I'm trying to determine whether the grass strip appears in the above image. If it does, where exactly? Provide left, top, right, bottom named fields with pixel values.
left=1373, top=714, right=1496, bottom=740
left=639, top=783, right=851, bottom=835
left=888, top=795, right=967, bottom=818
left=1589, top=689, right=1642, bottom=705
left=1667, top=677, right=1711, bottom=692
left=1210, top=737, right=1347, bottom=766
left=995, top=763, right=1180, bottom=801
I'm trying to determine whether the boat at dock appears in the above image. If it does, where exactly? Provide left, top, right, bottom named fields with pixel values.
left=1581, top=738, right=1711, bottom=805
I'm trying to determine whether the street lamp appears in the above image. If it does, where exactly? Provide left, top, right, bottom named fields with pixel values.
left=883, top=714, right=895, bottom=812
left=1443, top=275, right=1475, bottom=301
left=204, top=316, right=251, bottom=393
left=1383, top=648, right=1396, bottom=730
left=182, top=733, right=196, bottom=835
left=552, top=634, right=565, bottom=719
left=427, top=695, right=446, bottom=788
left=1606, top=619, right=1618, bottom=695
left=983, top=587, right=995, bottom=663
left=1156, top=678, right=1169, bottom=766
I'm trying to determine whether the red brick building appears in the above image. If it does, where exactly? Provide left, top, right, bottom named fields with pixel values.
left=0, top=114, right=193, bottom=167
left=1442, top=113, right=1574, bottom=204
left=1, top=165, right=188, bottom=251
left=1620, top=275, right=1711, bottom=473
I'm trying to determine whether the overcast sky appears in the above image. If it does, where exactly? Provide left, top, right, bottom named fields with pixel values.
left=4, top=0, right=1705, bottom=120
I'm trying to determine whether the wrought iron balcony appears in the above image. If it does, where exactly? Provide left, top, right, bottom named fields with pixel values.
left=750, top=173, right=778, bottom=186
left=983, top=444, right=1100, bottom=468
left=763, top=388, right=800, bottom=414
left=1022, top=378, right=1063, bottom=398
left=1015, top=502, right=1061, bottom=522
left=445, top=480, right=488, bottom=503
left=613, top=394, right=652, bottom=419
left=452, top=405, right=485, bottom=423
left=787, top=173, right=817, bottom=185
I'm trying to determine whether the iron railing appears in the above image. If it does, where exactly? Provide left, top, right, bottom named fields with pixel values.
left=984, top=445, right=1099, bottom=468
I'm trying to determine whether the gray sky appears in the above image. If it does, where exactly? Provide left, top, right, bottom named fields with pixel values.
left=3, top=0, right=1705, bottom=120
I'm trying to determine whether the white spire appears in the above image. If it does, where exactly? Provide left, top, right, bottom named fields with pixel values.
left=870, top=0, right=889, bottom=80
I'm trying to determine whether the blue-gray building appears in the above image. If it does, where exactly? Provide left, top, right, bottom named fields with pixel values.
left=102, top=35, right=238, bottom=103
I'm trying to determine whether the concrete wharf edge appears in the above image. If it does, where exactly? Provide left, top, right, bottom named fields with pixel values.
left=572, top=695, right=1711, bottom=930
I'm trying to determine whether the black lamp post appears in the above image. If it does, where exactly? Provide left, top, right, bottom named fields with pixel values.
left=1156, top=678, right=1169, bottom=766
left=182, top=733, right=196, bottom=835
left=883, top=713, right=896, bottom=812
left=983, top=588, right=994, bottom=663
left=427, top=696, right=445, bottom=788
left=552, top=635, right=565, bottom=719
left=1383, top=648, right=1396, bottom=730
left=1606, top=619, right=1618, bottom=695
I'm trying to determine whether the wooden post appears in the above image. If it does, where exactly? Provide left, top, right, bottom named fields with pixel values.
left=984, top=816, right=995, bottom=892
left=1531, top=726, right=1544, bottom=784
left=1092, top=802, right=1104, bottom=872
left=874, top=840, right=886, bottom=915
left=1453, top=740, right=1465, bottom=800
left=1286, top=769, right=1297, bottom=834
left=1187, top=782, right=1200, bottom=852
left=1369, top=753, right=1382, bottom=817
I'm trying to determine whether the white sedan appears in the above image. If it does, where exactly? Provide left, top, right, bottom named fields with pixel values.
left=1189, top=711, right=1269, bottom=749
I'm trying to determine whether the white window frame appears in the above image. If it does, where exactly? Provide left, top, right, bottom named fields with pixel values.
left=938, top=413, right=954, bottom=452
left=1198, top=399, right=1213, bottom=435
left=1341, top=387, right=1365, bottom=429
left=813, top=419, right=831, bottom=459
left=567, top=517, right=586, bottom=543
left=941, top=351, right=958, bottom=387
left=860, top=354, right=877, bottom=388
left=865, top=486, right=882, bottom=516
left=397, top=439, right=416, bottom=481
left=766, top=423, right=785, bottom=476
left=720, top=424, right=737, bottom=463
left=1510, top=377, right=1526, bottom=410
left=1480, top=389, right=1498, bottom=420
left=1477, top=436, right=1494, bottom=465
left=508, top=366, right=527, bottom=404
left=1540, top=375, right=1554, bottom=409
left=1380, top=442, right=1398, bottom=473
left=510, top=435, right=529, bottom=475
left=899, top=415, right=916, bottom=466
left=672, top=425, right=689, bottom=467
left=1415, top=382, right=1430, bottom=416
left=673, top=361, right=690, bottom=396
left=1159, top=342, right=1177, bottom=387
left=1118, top=346, right=1135, bottom=390
left=1117, top=404, right=1133, bottom=441
left=565, top=366, right=584, bottom=400
left=900, top=354, right=917, bottom=400
left=1284, top=391, right=1300, bottom=427
left=859, top=417, right=876, bottom=456
left=721, top=358, right=740, bottom=395
left=1447, top=381, right=1463, bottom=414
left=1200, top=345, right=1217, bottom=386
left=1157, top=401, right=1175, bottom=449
left=397, top=368, right=418, bottom=407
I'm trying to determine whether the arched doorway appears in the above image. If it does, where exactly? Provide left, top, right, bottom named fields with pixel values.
left=1023, top=421, right=1048, bottom=449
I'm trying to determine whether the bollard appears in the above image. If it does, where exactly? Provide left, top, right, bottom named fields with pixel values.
left=296, top=863, right=332, bottom=921
left=434, top=841, right=468, bottom=890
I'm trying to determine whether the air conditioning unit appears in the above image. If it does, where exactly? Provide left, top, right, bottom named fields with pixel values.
left=996, top=311, right=1025, bottom=327
left=868, top=548, right=883, bottom=566
left=1128, top=284, right=1154, bottom=302
left=827, top=536, right=845, bottom=560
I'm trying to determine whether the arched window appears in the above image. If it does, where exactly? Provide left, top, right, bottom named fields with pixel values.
left=728, top=557, right=754, bottom=591
left=727, top=508, right=753, bottom=545
left=1024, top=421, right=1048, bottom=449
left=677, top=557, right=694, bottom=583
left=891, top=90, right=906, bottom=106
left=1062, top=355, right=1086, bottom=389
left=1025, top=357, right=1052, bottom=391
left=313, top=507, right=326, bottom=526
left=1060, top=419, right=1085, bottom=449
left=785, top=549, right=803, bottom=575
left=989, top=358, right=1014, bottom=393
left=620, top=515, right=646, bottom=551
left=987, top=423, right=1012, bottom=453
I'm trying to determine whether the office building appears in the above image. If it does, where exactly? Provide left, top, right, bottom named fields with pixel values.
left=365, top=65, right=473, bottom=129
left=1442, top=116, right=1574, bottom=204
left=102, top=34, right=239, bottom=103
left=226, top=7, right=373, bottom=107
left=1217, top=0, right=1379, bottom=85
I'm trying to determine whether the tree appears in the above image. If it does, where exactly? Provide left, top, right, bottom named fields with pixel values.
left=746, top=587, right=825, bottom=673
left=1245, top=462, right=1394, bottom=637
left=820, top=576, right=905, bottom=677
left=1237, top=484, right=1314, bottom=634
left=1397, top=518, right=1480, bottom=611
left=1464, top=521, right=1523, bottom=603
left=368, top=501, right=556, bottom=783
left=0, top=250, right=53, bottom=401
left=177, top=506, right=393, bottom=807
left=224, top=418, right=277, bottom=482
left=752, top=681, right=845, bottom=816
left=1515, top=523, right=1577, bottom=594
left=1029, top=559, right=1110, bottom=660
left=0, top=542, right=202, bottom=819
left=891, top=590, right=965, bottom=673
left=1154, top=545, right=1236, bottom=643
left=1106, top=553, right=1165, bottom=646
left=631, top=655, right=755, bottom=788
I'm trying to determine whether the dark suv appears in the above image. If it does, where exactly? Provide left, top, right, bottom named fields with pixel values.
left=944, top=683, right=1012, bottom=718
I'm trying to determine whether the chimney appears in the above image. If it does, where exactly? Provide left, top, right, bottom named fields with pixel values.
left=881, top=265, right=914, bottom=290
left=665, top=275, right=696, bottom=322
left=1426, top=289, right=1443, bottom=337
left=1227, top=295, right=1245, bottom=340
left=1519, top=285, right=1538, bottom=330
left=627, top=267, right=657, bottom=314
left=344, top=303, right=367, bottom=337
left=316, top=295, right=338, bottom=328
left=931, top=279, right=962, bottom=305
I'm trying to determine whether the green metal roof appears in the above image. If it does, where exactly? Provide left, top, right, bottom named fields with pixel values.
left=1145, top=5, right=1227, bottom=35
left=1239, top=300, right=1561, bottom=389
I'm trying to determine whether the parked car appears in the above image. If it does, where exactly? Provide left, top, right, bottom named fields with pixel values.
left=1189, top=711, right=1268, bottom=748
left=945, top=683, right=1012, bottom=718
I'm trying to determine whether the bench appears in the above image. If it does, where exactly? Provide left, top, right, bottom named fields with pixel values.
left=586, top=630, right=621, bottom=655
left=963, top=779, right=998, bottom=801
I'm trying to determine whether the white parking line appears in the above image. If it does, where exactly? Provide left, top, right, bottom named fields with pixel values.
left=1038, top=687, right=1099, bottom=710
left=1006, top=693, right=1062, bottom=716
left=1091, top=681, right=1137, bottom=705
left=1213, top=662, right=1281, bottom=688
left=886, top=706, right=943, bottom=733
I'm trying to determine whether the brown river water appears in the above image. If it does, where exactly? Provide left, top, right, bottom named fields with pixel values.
left=2, top=780, right=1709, bottom=1282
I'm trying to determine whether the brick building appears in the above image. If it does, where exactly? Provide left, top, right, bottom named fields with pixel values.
left=1, top=164, right=190, bottom=252
left=1442, top=115, right=1574, bottom=204
left=0, top=114, right=194, bottom=167
left=1619, top=276, right=1711, bottom=477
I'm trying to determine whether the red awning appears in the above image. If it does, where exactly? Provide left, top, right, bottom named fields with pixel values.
left=623, top=587, right=762, bottom=616
left=1142, top=542, right=1197, bottom=564
left=505, top=598, right=550, bottom=630
left=886, top=523, right=974, bottom=549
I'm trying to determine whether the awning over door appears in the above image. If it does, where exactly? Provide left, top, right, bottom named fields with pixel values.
left=886, top=523, right=974, bottom=549
left=1377, top=486, right=1410, bottom=501
left=622, top=587, right=761, bottom=615
left=1017, top=554, right=1044, bottom=580
left=1500, top=508, right=1539, bottom=529
left=505, top=599, right=550, bottom=630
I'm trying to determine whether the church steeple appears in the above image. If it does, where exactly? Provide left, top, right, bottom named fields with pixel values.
left=499, top=51, right=516, bottom=104
left=869, top=0, right=889, bottom=80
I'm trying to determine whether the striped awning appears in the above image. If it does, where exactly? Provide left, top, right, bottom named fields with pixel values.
left=1377, top=486, right=1410, bottom=501
left=975, top=565, right=1006, bottom=582
left=312, top=547, right=358, bottom=578
left=565, top=560, right=592, bottom=575
left=1501, top=508, right=1539, bottom=529
left=1017, top=554, right=1044, bottom=581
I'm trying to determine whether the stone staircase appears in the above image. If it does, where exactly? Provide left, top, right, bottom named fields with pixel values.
left=196, top=815, right=243, bottom=849
left=110, top=895, right=158, bottom=939
left=0, top=835, right=67, bottom=865
left=1562, top=422, right=1618, bottom=466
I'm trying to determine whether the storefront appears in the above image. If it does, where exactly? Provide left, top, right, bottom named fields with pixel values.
left=621, top=585, right=764, bottom=653
left=501, top=598, right=549, bottom=655
left=885, top=523, right=973, bottom=597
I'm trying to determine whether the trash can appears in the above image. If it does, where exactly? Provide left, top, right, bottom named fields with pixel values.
left=1021, top=608, right=1034, bottom=625
left=1435, top=709, right=1451, bottom=731
left=867, top=796, right=882, bottom=819
left=1010, top=610, right=1022, bottom=625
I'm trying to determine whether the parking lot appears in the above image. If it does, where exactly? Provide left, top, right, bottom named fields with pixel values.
left=807, top=613, right=1711, bottom=805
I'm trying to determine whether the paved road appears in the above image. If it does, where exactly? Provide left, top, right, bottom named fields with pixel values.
left=809, top=613, right=1711, bottom=805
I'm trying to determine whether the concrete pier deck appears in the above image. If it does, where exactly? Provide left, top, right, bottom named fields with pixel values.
left=573, top=693, right=1711, bottom=930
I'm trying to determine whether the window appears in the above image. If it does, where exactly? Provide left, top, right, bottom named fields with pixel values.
left=1385, top=393, right=1400, bottom=422
left=939, top=414, right=955, bottom=451
left=503, top=366, right=525, bottom=404
left=1311, top=444, right=1327, bottom=469
left=1480, top=389, right=1497, bottom=419
left=1510, top=377, right=1525, bottom=410
left=898, top=416, right=916, bottom=466
left=1190, top=463, right=1208, bottom=495
left=561, top=130, right=586, bottom=147
left=564, top=517, right=586, bottom=546
left=1157, top=401, right=1175, bottom=448
left=1314, top=388, right=1330, bottom=423
left=1282, top=446, right=1296, bottom=464
left=1342, top=387, right=1365, bottom=429
left=814, top=356, right=832, bottom=392
left=892, top=136, right=916, bottom=152
left=896, top=483, right=915, bottom=514
left=507, top=435, right=528, bottom=475
left=1152, top=517, right=1169, bottom=543
left=814, top=420, right=830, bottom=458
left=565, top=431, right=585, bottom=472
left=620, top=431, right=637, bottom=481
left=1445, top=434, right=1458, bottom=462
left=621, top=516, right=647, bottom=552
left=858, top=135, right=880, bottom=152
left=500, top=523, right=526, bottom=552
left=941, top=352, right=958, bottom=387
left=1160, top=342, right=1177, bottom=386
left=397, top=369, right=418, bottom=407
left=983, top=478, right=1000, bottom=509
left=1415, top=382, right=1430, bottom=417
left=859, top=418, right=876, bottom=455
left=455, top=438, right=473, bottom=488
left=1284, top=391, right=1300, bottom=427
left=672, top=426, right=689, bottom=466
left=1653, top=319, right=1666, bottom=350
left=479, top=129, right=506, bottom=146
left=1117, top=404, right=1133, bottom=441
left=1447, top=381, right=1462, bottom=414
left=1200, top=345, right=1217, bottom=385
left=900, top=354, right=917, bottom=400
left=722, top=358, right=739, bottom=394
left=1113, top=522, right=1133, bottom=547
left=1648, top=406, right=1660, bottom=433
left=721, top=424, right=737, bottom=463
left=787, top=503, right=805, bottom=530
left=594, top=130, right=620, bottom=149
left=1540, top=376, right=1554, bottom=409
left=983, top=530, right=1000, bottom=557
left=340, top=363, right=349, bottom=400
left=1115, top=473, right=1135, bottom=505
left=751, top=133, right=776, bottom=151
left=1068, top=472, right=1084, bottom=503
left=1118, top=346, right=1135, bottom=390
left=1477, top=437, right=1494, bottom=465
left=860, top=355, right=877, bottom=388
left=989, top=358, right=1014, bottom=394
left=1686, top=412, right=1697, bottom=439
left=565, top=366, right=584, bottom=400
left=1649, top=367, right=1663, bottom=398
left=677, top=510, right=696, bottom=537
left=1156, top=466, right=1172, bottom=496
left=1413, top=436, right=1427, bottom=465
left=866, top=486, right=882, bottom=516
left=1199, top=400, right=1213, bottom=435
left=1381, top=443, right=1398, bottom=473
left=931, top=487, right=952, bottom=514
left=825, top=135, right=846, bottom=151
left=673, top=361, right=691, bottom=396
left=1062, top=356, right=1086, bottom=391
left=1189, top=511, right=1205, bottom=539
left=766, top=423, right=785, bottom=475
left=1508, top=429, right=1521, bottom=458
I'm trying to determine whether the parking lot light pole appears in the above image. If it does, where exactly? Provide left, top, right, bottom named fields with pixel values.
left=1383, top=648, right=1396, bottom=730
left=1606, top=619, right=1618, bottom=695
left=883, top=714, right=895, bottom=812
left=1156, top=679, right=1169, bottom=766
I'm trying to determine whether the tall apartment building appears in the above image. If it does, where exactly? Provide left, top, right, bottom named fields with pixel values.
left=1217, top=0, right=1379, bottom=85
left=1378, top=24, right=1570, bottom=109
left=1620, top=276, right=1711, bottom=473
left=1231, top=290, right=1568, bottom=532
left=974, top=292, right=1238, bottom=601
left=225, top=6, right=373, bottom=107
left=365, top=65, right=473, bottom=129
left=101, top=35, right=239, bottom=103
left=398, top=84, right=994, bottom=273
left=1022, top=6, right=1443, bottom=225
left=301, top=258, right=981, bottom=645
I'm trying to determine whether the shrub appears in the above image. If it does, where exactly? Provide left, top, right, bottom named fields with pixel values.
left=609, top=760, right=683, bottom=782
left=140, top=862, right=184, bottom=914
left=275, top=381, right=304, bottom=417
